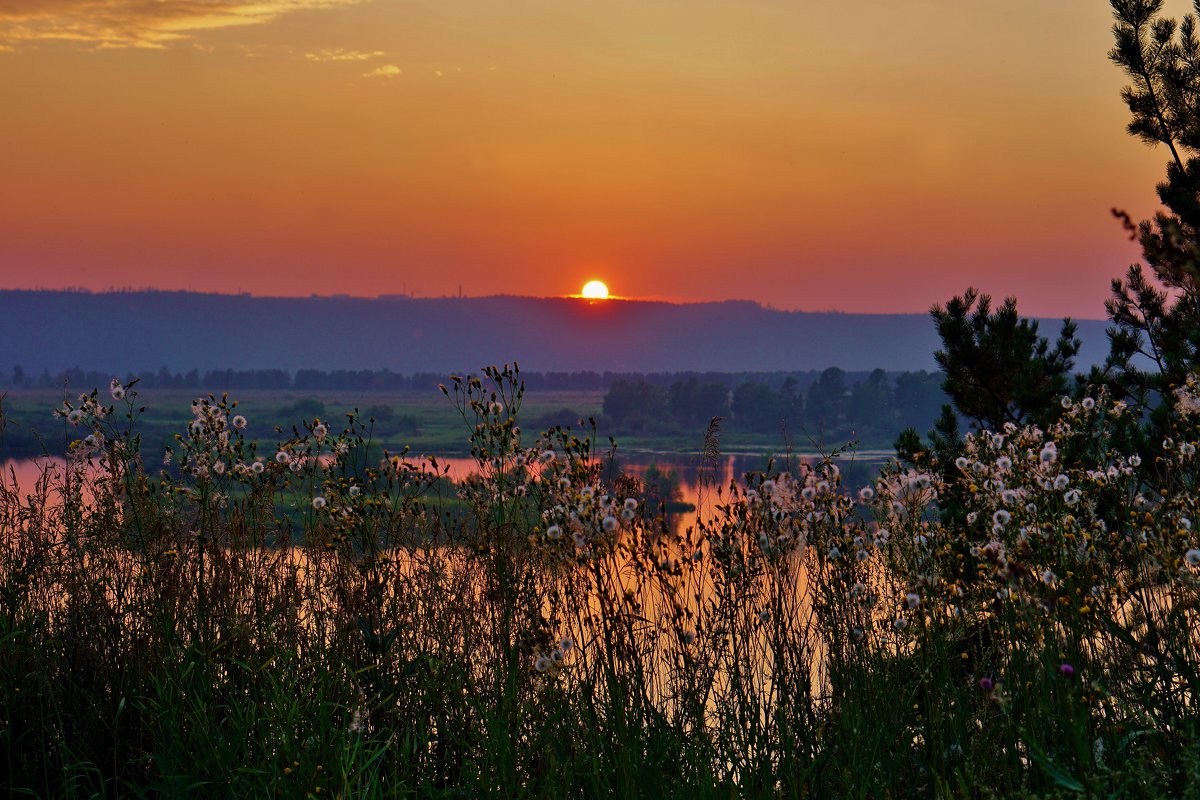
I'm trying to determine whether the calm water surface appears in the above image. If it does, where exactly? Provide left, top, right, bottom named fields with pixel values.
left=2, top=450, right=891, bottom=534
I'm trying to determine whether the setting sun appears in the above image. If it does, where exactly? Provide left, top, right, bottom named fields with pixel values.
left=581, top=280, right=610, bottom=300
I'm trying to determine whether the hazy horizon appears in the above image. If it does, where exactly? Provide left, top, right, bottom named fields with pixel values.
left=0, top=285, right=1118, bottom=322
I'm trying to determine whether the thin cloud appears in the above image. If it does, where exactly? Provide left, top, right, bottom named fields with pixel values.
left=0, top=0, right=369, bottom=51
left=306, top=48, right=385, bottom=62
left=362, top=63, right=400, bottom=78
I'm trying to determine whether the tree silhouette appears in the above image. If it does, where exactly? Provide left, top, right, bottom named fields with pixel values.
left=931, top=288, right=1079, bottom=431
left=1104, top=0, right=1200, bottom=431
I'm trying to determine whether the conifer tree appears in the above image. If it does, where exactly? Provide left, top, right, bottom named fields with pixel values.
left=1104, top=0, right=1200, bottom=426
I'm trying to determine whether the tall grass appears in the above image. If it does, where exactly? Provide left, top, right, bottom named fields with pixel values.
left=2, top=367, right=1199, bottom=797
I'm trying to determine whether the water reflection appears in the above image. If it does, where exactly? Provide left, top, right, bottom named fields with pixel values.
left=3, top=449, right=892, bottom=535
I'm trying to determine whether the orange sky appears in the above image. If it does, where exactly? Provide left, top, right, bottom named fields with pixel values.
left=0, top=0, right=1188, bottom=318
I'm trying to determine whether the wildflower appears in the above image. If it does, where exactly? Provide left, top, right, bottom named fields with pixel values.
left=558, top=477, right=571, bottom=490
left=913, top=534, right=928, bottom=547
left=1064, top=489, right=1081, bottom=506
left=349, top=485, right=361, bottom=497
left=680, top=630, right=696, bottom=645
left=827, top=546, right=841, bottom=560
left=212, top=460, right=226, bottom=475
left=859, top=486, right=875, bottom=502
left=997, top=456, right=1012, bottom=471
left=979, top=677, right=994, bottom=691
left=232, top=415, right=247, bottom=429
left=801, top=487, right=816, bottom=501
left=852, top=627, right=865, bottom=641
left=905, top=592, right=921, bottom=609
left=251, top=461, right=265, bottom=474
left=559, top=636, right=574, bottom=651
left=1082, top=397, right=1095, bottom=410
left=893, top=616, right=908, bottom=631
left=275, top=450, right=291, bottom=464
left=601, top=515, right=619, bottom=532
left=67, top=409, right=83, bottom=425
left=289, top=459, right=303, bottom=473
left=1181, top=517, right=1192, bottom=530
left=550, top=648, right=566, bottom=663
left=955, top=456, right=970, bottom=470
left=1053, top=474, right=1070, bottom=490
left=313, top=422, right=328, bottom=440
left=993, top=509, right=1011, bottom=526
left=312, top=496, right=327, bottom=510
left=1061, top=396, right=1072, bottom=409
left=1040, top=443, right=1057, bottom=464
left=1040, top=569, right=1057, bottom=586
left=1185, top=549, right=1200, bottom=567
left=540, top=450, right=556, bottom=463
left=1182, top=442, right=1197, bottom=457
left=110, top=379, right=126, bottom=401
left=761, top=479, right=776, bottom=495
left=620, top=507, right=635, bottom=522
left=1060, top=663, right=1075, bottom=676
left=1002, top=489, right=1019, bottom=504
left=546, top=524, right=563, bottom=540
left=534, top=656, right=551, bottom=673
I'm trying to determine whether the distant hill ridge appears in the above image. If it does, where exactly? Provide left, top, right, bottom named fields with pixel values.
left=1, top=290, right=1111, bottom=375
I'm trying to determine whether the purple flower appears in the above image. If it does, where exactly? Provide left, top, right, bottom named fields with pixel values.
left=1059, top=663, right=1075, bottom=676
left=979, top=677, right=994, bottom=691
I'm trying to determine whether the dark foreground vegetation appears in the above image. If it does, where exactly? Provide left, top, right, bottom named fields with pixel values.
left=5, top=2, right=1200, bottom=796
left=3, top=359, right=1200, bottom=798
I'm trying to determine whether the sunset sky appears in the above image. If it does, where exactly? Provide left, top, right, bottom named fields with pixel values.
left=0, top=0, right=1188, bottom=318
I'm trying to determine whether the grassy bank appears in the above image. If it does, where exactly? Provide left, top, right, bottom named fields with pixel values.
left=0, top=385, right=900, bottom=465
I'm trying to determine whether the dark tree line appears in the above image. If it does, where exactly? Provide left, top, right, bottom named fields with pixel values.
left=603, top=369, right=947, bottom=443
